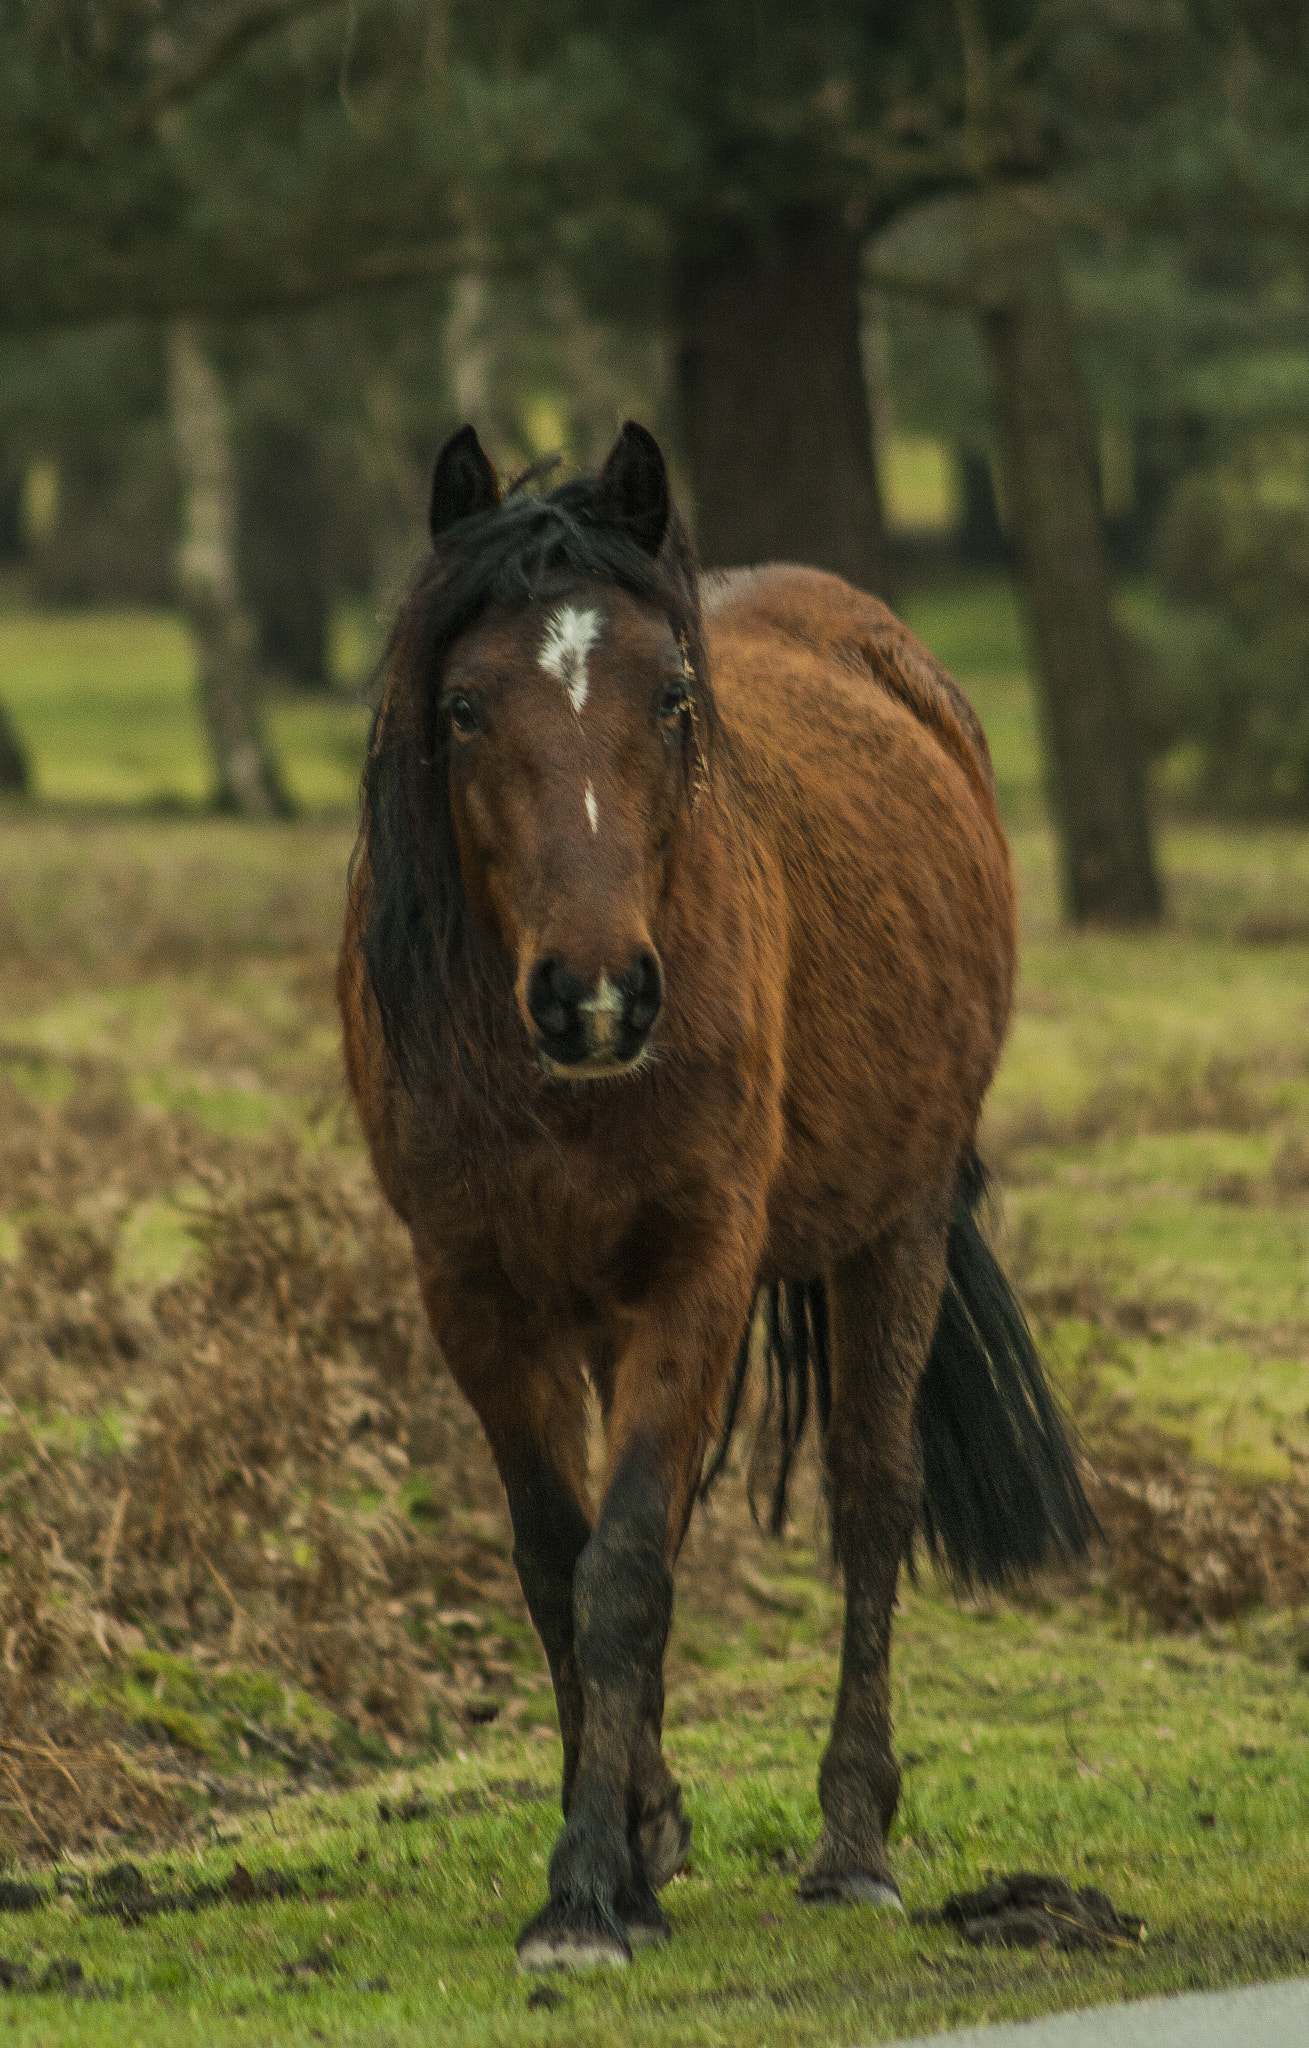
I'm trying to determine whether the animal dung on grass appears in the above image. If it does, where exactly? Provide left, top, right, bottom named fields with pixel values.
left=0, top=1956, right=114, bottom=2000
left=341, top=422, right=1094, bottom=1968
left=915, top=1873, right=1146, bottom=1952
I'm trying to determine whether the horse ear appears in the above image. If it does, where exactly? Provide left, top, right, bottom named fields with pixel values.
left=594, top=422, right=669, bottom=556
left=429, top=426, right=501, bottom=542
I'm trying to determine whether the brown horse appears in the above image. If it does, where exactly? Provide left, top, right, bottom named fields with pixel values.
left=338, top=422, right=1093, bottom=1971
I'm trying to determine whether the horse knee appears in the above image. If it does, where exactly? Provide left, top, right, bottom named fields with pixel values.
left=573, top=1451, right=673, bottom=1683
left=573, top=1531, right=672, bottom=1685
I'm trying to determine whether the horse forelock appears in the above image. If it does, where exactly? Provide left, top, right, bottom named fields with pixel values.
left=354, top=473, right=713, bottom=1105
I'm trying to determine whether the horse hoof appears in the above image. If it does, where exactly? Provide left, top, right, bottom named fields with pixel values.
left=623, top=1893, right=671, bottom=1949
left=798, top=1871, right=904, bottom=1910
left=622, top=1900, right=671, bottom=1949
left=515, top=1899, right=633, bottom=1973
left=639, top=1798, right=692, bottom=1890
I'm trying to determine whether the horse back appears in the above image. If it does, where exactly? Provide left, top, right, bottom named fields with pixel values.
left=702, top=564, right=997, bottom=808
left=702, top=565, right=1016, bottom=1273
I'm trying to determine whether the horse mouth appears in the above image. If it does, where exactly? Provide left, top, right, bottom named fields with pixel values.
left=537, top=1041, right=652, bottom=1083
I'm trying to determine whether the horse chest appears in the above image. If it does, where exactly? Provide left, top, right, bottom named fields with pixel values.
left=440, top=1138, right=685, bottom=1317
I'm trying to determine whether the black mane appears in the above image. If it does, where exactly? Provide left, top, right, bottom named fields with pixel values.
left=355, top=470, right=712, bottom=1109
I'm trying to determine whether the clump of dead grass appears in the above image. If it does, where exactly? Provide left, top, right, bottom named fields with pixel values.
left=0, top=1502, right=185, bottom=1858
left=0, top=821, right=350, bottom=1008
left=1076, top=1051, right=1267, bottom=1140
left=0, top=1071, right=529, bottom=1854
left=1087, top=1429, right=1309, bottom=1630
left=0, top=1056, right=230, bottom=1225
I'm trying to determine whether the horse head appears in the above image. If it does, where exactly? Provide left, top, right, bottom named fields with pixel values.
left=363, top=423, right=712, bottom=1091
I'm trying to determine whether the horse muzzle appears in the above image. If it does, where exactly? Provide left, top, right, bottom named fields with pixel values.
left=525, top=951, right=663, bottom=1078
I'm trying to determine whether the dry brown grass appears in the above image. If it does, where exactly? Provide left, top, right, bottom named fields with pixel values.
left=1086, top=1431, right=1309, bottom=1632
left=3, top=927, right=1309, bottom=1855
left=0, top=1058, right=536, bottom=1852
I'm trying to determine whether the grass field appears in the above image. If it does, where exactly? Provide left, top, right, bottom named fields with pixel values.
left=0, top=585, right=1307, bottom=2042
left=0, top=606, right=372, bottom=813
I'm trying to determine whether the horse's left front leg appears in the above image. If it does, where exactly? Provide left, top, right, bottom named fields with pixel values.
left=515, top=1293, right=746, bottom=1972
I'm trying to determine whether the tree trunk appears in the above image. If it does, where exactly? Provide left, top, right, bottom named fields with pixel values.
left=958, top=446, right=1010, bottom=568
left=675, top=207, right=891, bottom=598
left=167, top=322, right=293, bottom=819
left=0, top=697, right=28, bottom=793
left=978, top=191, right=1160, bottom=925
left=237, top=416, right=330, bottom=691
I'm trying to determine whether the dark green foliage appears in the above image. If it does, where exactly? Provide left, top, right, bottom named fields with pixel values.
left=1135, top=463, right=1309, bottom=816
left=0, top=324, right=177, bottom=609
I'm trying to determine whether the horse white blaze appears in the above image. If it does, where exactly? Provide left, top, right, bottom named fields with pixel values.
left=584, top=783, right=599, bottom=834
left=539, top=605, right=601, bottom=716
left=580, top=973, right=622, bottom=1052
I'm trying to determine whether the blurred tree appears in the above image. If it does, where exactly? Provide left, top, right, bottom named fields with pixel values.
left=1057, top=1, right=1309, bottom=818
left=10, top=0, right=1301, bottom=881
left=1136, top=457, right=1309, bottom=817
left=857, top=1, right=1187, bottom=924
left=0, top=2, right=479, bottom=328
left=167, top=323, right=293, bottom=817
left=976, top=187, right=1160, bottom=922
left=433, top=0, right=1195, bottom=921
left=0, top=326, right=177, bottom=606
left=0, top=2, right=480, bottom=807
left=237, top=416, right=330, bottom=692
left=0, top=702, right=27, bottom=794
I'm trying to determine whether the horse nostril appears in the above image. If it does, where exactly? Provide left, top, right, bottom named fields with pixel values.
left=526, top=957, right=585, bottom=1040
left=622, top=950, right=664, bottom=1033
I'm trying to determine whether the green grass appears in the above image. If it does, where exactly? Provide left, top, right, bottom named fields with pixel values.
left=0, top=609, right=371, bottom=813
left=0, top=1585, right=1306, bottom=2044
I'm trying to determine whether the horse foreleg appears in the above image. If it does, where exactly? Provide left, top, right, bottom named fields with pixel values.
left=502, top=1449, right=591, bottom=1809
left=800, top=1205, right=949, bottom=1909
left=432, top=1304, right=593, bottom=1816
left=515, top=1302, right=746, bottom=1972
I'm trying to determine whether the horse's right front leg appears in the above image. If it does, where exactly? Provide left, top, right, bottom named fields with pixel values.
left=436, top=1305, right=593, bottom=1814
left=432, top=1280, right=703, bottom=1969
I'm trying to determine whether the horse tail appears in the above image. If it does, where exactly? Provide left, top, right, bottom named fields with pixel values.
left=913, top=1152, right=1098, bottom=1588
left=700, top=1279, right=832, bottom=1538
left=701, top=1154, right=1096, bottom=1581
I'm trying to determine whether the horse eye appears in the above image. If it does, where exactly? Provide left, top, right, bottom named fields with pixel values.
left=446, top=692, right=479, bottom=737
left=658, top=680, right=688, bottom=726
